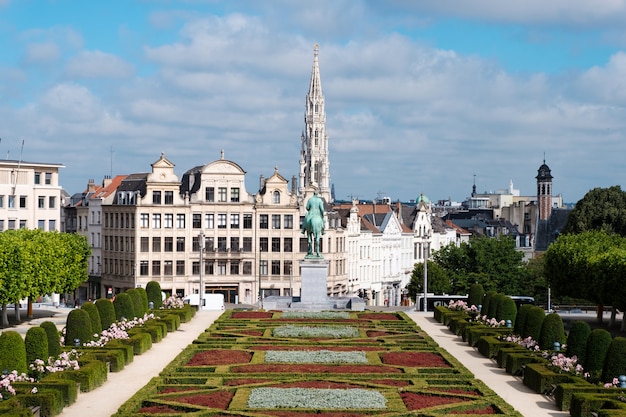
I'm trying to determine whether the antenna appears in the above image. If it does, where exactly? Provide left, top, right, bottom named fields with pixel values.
left=12, top=140, right=25, bottom=196
left=110, top=145, right=114, bottom=178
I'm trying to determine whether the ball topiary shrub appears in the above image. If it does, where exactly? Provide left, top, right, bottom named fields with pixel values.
left=146, top=281, right=163, bottom=309
left=40, top=321, right=61, bottom=358
left=95, top=298, right=116, bottom=330
left=24, top=327, right=49, bottom=365
left=602, top=336, right=626, bottom=383
left=468, top=283, right=484, bottom=309
left=126, top=288, right=144, bottom=319
left=566, top=320, right=592, bottom=366
left=0, top=330, right=28, bottom=374
left=538, top=312, right=566, bottom=350
left=81, top=301, right=102, bottom=339
left=522, top=306, right=545, bottom=341
left=65, top=308, right=93, bottom=347
left=113, top=293, right=135, bottom=321
left=481, top=290, right=497, bottom=317
left=514, top=304, right=533, bottom=336
left=488, top=293, right=504, bottom=319
left=496, top=296, right=517, bottom=324
left=136, top=287, right=149, bottom=315
left=584, top=328, right=613, bottom=383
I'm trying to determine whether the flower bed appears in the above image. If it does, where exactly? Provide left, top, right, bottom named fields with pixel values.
left=185, top=349, right=252, bottom=366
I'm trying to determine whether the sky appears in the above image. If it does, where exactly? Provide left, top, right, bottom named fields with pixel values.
left=1, top=1, right=626, bottom=204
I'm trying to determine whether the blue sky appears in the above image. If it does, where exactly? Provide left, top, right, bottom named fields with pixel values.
left=1, top=0, right=626, bottom=204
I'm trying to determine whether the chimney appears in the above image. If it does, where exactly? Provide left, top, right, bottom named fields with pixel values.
left=291, top=176, right=297, bottom=194
left=87, top=179, right=96, bottom=192
left=259, top=174, right=265, bottom=190
left=102, top=175, right=112, bottom=188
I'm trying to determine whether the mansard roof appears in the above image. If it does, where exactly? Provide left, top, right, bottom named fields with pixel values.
left=117, top=173, right=149, bottom=197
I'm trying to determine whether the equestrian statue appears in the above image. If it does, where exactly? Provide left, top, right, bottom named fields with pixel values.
left=301, top=191, right=325, bottom=258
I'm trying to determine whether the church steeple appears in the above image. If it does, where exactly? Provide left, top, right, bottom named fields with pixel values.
left=299, top=44, right=331, bottom=202
left=536, top=157, right=553, bottom=220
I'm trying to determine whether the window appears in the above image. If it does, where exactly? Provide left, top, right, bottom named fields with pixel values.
left=0, top=196, right=3, bottom=208
left=284, top=260, right=293, bottom=275
left=164, top=213, right=173, bottom=228
left=206, top=236, right=214, bottom=251
left=231, top=187, right=240, bottom=202
left=284, top=215, right=293, bottom=229
left=243, top=213, right=252, bottom=229
left=284, top=237, right=293, bottom=252
left=272, top=237, right=280, bottom=252
left=273, top=190, right=280, bottom=204
left=47, top=220, right=54, bottom=230
left=230, top=237, right=239, bottom=251
left=152, top=237, right=161, bottom=252
left=140, top=213, right=149, bottom=228
left=38, top=220, right=45, bottom=230
left=205, top=261, right=214, bottom=275
left=176, top=260, right=185, bottom=275
left=259, top=260, right=268, bottom=276
left=217, top=214, right=227, bottom=228
left=34, top=172, right=41, bottom=184
left=218, top=187, right=227, bottom=202
left=19, top=196, right=26, bottom=208
left=140, top=237, right=149, bottom=252
left=243, top=262, right=252, bottom=275
left=192, top=261, right=199, bottom=275
left=205, top=187, right=214, bottom=202
left=8, top=219, right=16, bottom=230
left=217, top=261, right=227, bottom=275
left=152, top=214, right=161, bottom=228
left=164, top=191, right=174, bottom=204
left=176, top=237, right=185, bottom=252
left=8, top=195, right=14, bottom=208
left=300, top=237, right=308, bottom=253
left=260, top=237, right=268, bottom=252
left=140, top=261, right=149, bottom=276
left=272, top=260, right=280, bottom=275
left=38, top=196, right=45, bottom=208
left=243, top=237, right=252, bottom=252
left=205, top=213, right=214, bottom=229
left=230, top=214, right=239, bottom=228
left=192, top=236, right=200, bottom=252
left=45, top=172, right=51, bottom=185
left=164, top=260, right=173, bottom=275
left=152, top=191, right=161, bottom=204
left=272, top=214, right=281, bottom=229
left=217, top=237, right=227, bottom=252
left=164, top=237, right=173, bottom=252
left=152, top=260, right=161, bottom=276
left=176, top=214, right=185, bottom=228
left=259, top=214, right=268, bottom=229
left=230, top=262, right=239, bottom=275
left=192, top=213, right=201, bottom=228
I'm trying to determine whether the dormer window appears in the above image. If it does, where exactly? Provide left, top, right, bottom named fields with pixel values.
left=273, top=190, right=280, bottom=204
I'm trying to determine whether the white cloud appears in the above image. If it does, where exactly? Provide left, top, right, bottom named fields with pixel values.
left=64, top=51, right=135, bottom=79
left=22, top=42, right=60, bottom=64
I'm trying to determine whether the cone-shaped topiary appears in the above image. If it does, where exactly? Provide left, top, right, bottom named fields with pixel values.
left=584, top=328, right=613, bottom=383
left=95, top=298, right=116, bottom=330
left=0, top=331, right=28, bottom=374
left=25, top=327, right=49, bottom=365
left=113, top=293, right=135, bottom=321
left=81, top=301, right=102, bottom=339
left=514, top=304, right=533, bottom=336
left=481, top=291, right=497, bottom=317
left=566, top=320, right=592, bottom=366
left=40, top=321, right=61, bottom=358
left=602, top=336, right=626, bottom=383
left=136, top=287, right=149, bottom=315
left=126, top=288, right=143, bottom=319
left=522, top=306, right=545, bottom=341
left=488, top=293, right=504, bottom=319
left=146, top=281, right=163, bottom=309
left=496, top=296, right=517, bottom=324
left=538, top=312, right=566, bottom=350
left=468, top=283, right=484, bottom=309
left=65, top=308, right=93, bottom=347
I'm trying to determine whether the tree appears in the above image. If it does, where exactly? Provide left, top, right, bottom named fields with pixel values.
left=406, top=261, right=451, bottom=302
left=563, top=186, right=626, bottom=236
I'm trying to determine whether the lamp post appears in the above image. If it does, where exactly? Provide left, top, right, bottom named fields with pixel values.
left=199, top=230, right=205, bottom=308
left=422, top=231, right=431, bottom=313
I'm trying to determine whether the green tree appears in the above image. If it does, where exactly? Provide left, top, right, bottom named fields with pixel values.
left=406, top=261, right=451, bottom=302
left=563, top=186, right=626, bottom=236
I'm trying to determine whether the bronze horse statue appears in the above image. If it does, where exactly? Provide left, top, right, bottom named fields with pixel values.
left=301, top=191, right=325, bottom=258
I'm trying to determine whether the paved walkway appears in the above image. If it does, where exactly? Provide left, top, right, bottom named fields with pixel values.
left=6, top=306, right=569, bottom=416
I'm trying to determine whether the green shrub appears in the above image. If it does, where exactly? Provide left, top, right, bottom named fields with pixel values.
left=146, top=281, right=163, bottom=309
left=24, top=327, right=48, bottom=365
left=12, top=378, right=78, bottom=406
left=514, top=304, right=532, bottom=335
left=126, top=288, right=144, bottom=319
left=538, top=312, right=566, bottom=350
left=95, top=298, right=116, bottom=330
left=136, top=287, right=149, bottom=315
left=602, top=336, right=626, bottom=383
left=481, top=290, right=497, bottom=317
left=584, top=328, right=613, bottom=382
left=12, top=389, right=64, bottom=417
left=65, top=308, right=93, bottom=347
left=40, top=321, right=61, bottom=358
left=488, top=293, right=504, bottom=319
left=0, top=330, right=28, bottom=374
left=496, top=296, right=517, bottom=324
left=81, top=301, right=102, bottom=338
left=113, top=293, right=135, bottom=321
left=522, top=306, right=545, bottom=341
left=120, top=332, right=152, bottom=355
left=45, top=360, right=107, bottom=392
left=468, top=283, right=484, bottom=308
left=566, top=320, right=592, bottom=366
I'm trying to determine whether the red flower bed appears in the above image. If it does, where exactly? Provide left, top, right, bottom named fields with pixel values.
left=231, top=364, right=401, bottom=374
left=271, top=381, right=362, bottom=389
left=367, top=331, right=395, bottom=337
left=381, top=351, right=450, bottom=367
left=137, top=404, right=179, bottom=414
left=236, top=329, right=264, bottom=336
left=254, top=345, right=381, bottom=351
left=401, top=392, right=468, bottom=410
left=186, top=349, right=252, bottom=366
left=450, top=405, right=500, bottom=414
left=224, top=378, right=271, bottom=386
left=231, top=311, right=273, bottom=319
left=158, top=386, right=196, bottom=394
left=435, top=388, right=481, bottom=396
left=175, top=390, right=233, bottom=409
left=370, top=379, right=411, bottom=387
left=359, top=313, right=398, bottom=321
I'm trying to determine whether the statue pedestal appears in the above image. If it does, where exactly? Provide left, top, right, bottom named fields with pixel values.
left=299, top=259, right=329, bottom=304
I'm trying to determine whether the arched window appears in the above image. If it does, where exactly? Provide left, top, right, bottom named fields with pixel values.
left=273, top=191, right=280, bottom=204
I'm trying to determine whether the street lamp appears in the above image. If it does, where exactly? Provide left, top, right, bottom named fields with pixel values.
left=199, top=230, right=205, bottom=308
left=422, top=231, right=432, bottom=313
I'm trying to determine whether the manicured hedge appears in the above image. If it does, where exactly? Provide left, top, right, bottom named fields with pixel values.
left=45, top=360, right=108, bottom=392
left=40, top=321, right=61, bottom=358
left=468, top=283, right=484, bottom=308
left=482, top=290, right=497, bottom=317
left=496, top=296, right=517, bottom=324
left=602, top=336, right=626, bottom=383
left=136, top=287, right=149, bottom=315
left=95, top=297, right=116, bottom=330
left=146, top=281, right=163, bottom=309
left=566, top=320, right=591, bottom=366
left=538, top=312, right=566, bottom=350
left=126, top=288, right=144, bottom=320
left=113, top=293, right=135, bottom=321
left=65, top=308, right=93, bottom=347
left=24, top=327, right=48, bottom=365
left=81, top=301, right=103, bottom=337
left=584, top=329, right=613, bottom=382
left=0, top=330, right=28, bottom=374
left=522, top=306, right=545, bottom=341
left=513, top=304, right=532, bottom=336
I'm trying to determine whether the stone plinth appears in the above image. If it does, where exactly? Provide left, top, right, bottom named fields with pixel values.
left=299, top=259, right=329, bottom=304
